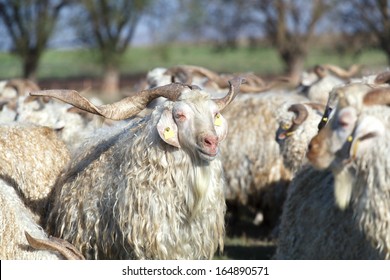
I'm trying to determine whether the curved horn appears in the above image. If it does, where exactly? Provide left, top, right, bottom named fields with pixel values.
left=25, top=231, right=85, bottom=260
left=164, top=66, right=193, bottom=84
left=322, top=64, right=361, bottom=79
left=304, top=102, right=326, bottom=113
left=6, top=79, right=40, bottom=96
left=241, top=73, right=266, bottom=87
left=182, top=65, right=232, bottom=88
left=277, top=103, right=309, bottom=140
left=213, top=77, right=244, bottom=111
left=313, top=65, right=327, bottom=78
left=166, top=66, right=270, bottom=93
left=234, top=74, right=292, bottom=93
left=166, top=65, right=223, bottom=86
left=288, top=103, right=309, bottom=126
left=374, top=71, right=390, bottom=85
left=239, top=83, right=272, bottom=93
left=30, top=83, right=190, bottom=120
left=363, top=88, right=390, bottom=106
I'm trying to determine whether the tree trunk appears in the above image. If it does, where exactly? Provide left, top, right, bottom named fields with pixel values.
left=102, top=65, right=120, bottom=96
left=23, top=53, right=39, bottom=81
left=387, top=53, right=390, bottom=67
left=280, top=50, right=306, bottom=85
left=382, top=42, right=390, bottom=66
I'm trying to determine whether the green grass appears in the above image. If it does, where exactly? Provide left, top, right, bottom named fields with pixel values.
left=0, top=44, right=388, bottom=80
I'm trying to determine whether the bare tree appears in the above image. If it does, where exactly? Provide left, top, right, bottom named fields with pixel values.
left=253, top=0, right=334, bottom=83
left=73, top=0, right=152, bottom=95
left=207, top=0, right=255, bottom=50
left=338, top=0, right=390, bottom=65
left=0, top=0, right=69, bottom=80
left=177, top=0, right=255, bottom=50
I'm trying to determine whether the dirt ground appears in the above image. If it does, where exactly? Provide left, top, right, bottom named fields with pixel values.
left=219, top=205, right=277, bottom=260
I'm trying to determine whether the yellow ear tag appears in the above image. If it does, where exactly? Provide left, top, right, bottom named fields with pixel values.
left=322, top=117, right=328, bottom=122
left=214, top=113, right=222, bottom=126
left=164, top=127, right=174, bottom=140
left=285, top=131, right=294, bottom=137
left=351, top=139, right=359, bottom=159
left=347, top=135, right=353, bottom=142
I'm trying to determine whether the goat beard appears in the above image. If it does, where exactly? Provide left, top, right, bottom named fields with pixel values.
left=188, top=164, right=213, bottom=217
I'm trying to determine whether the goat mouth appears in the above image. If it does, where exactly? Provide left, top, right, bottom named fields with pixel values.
left=197, top=148, right=218, bottom=161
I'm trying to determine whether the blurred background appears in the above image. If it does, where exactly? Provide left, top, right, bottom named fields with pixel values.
left=0, top=0, right=389, bottom=97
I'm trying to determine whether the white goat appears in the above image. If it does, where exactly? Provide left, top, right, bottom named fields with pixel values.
left=298, top=64, right=361, bottom=104
left=31, top=79, right=243, bottom=260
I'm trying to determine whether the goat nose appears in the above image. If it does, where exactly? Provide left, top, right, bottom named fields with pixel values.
left=203, top=135, right=218, bottom=148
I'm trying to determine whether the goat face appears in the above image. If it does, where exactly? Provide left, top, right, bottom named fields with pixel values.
left=307, top=103, right=385, bottom=171
left=157, top=90, right=228, bottom=162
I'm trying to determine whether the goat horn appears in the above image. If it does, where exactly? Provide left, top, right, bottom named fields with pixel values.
left=5, top=79, right=40, bottom=96
left=25, top=231, right=85, bottom=260
left=167, top=65, right=268, bottom=93
left=213, top=77, right=244, bottom=111
left=166, top=65, right=223, bottom=86
left=322, top=64, right=361, bottom=79
left=164, top=66, right=193, bottom=84
left=374, top=71, right=390, bottom=85
left=184, top=65, right=221, bottom=80
left=363, top=88, right=390, bottom=106
left=313, top=65, right=327, bottom=78
left=184, top=65, right=231, bottom=88
left=237, top=73, right=265, bottom=87
left=288, top=103, right=309, bottom=126
left=30, top=83, right=190, bottom=120
left=304, top=102, right=326, bottom=113
left=238, top=83, right=272, bottom=93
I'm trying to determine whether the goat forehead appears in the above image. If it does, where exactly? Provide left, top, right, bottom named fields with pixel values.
left=176, top=95, right=216, bottom=115
left=335, top=83, right=374, bottom=108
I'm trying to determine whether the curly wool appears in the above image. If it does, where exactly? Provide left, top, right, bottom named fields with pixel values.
left=350, top=133, right=390, bottom=259
left=276, top=107, right=390, bottom=259
left=0, top=179, right=63, bottom=259
left=274, top=167, right=382, bottom=259
left=220, top=91, right=307, bottom=225
left=0, top=122, right=70, bottom=222
left=46, top=102, right=226, bottom=260
left=306, top=75, right=345, bottom=105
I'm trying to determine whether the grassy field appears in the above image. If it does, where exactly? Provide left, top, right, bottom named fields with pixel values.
left=0, top=44, right=388, bottom=80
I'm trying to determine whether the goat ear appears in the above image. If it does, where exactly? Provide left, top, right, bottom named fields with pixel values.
left=157, top=108, right=180, bottom=148
left=350, top=116, right=385, bottom=158
left=214, top=113, right=228, bottom=142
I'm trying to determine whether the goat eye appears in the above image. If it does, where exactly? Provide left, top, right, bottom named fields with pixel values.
left=338, top=118, right=349, bottom=128
left=175, top=113, right=186, bottom=121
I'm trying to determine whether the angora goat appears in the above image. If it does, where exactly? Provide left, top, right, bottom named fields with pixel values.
left=31, top=79, right=243, bottom=260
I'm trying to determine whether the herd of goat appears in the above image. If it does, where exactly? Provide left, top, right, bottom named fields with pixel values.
left=0, top=63, right=389, bottom=260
